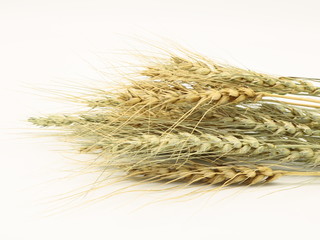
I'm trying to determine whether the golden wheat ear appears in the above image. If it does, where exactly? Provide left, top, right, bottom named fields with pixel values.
left=128, top=162, right=320, bottom=187
left=141, top=53, right=320, bottom=96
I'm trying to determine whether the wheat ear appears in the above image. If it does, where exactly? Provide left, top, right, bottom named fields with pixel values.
left=89, top=82, right=320, bottom=118
left=28, top=104, right=320, bottom=138
left=76, top=131, right=320, bottom=166
left=128, top=163, right=320, bottom=186
left=142, top=55, right=320, bottom=96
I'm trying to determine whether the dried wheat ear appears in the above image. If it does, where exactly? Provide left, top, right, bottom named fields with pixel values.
left=129, top=163, right=320, bottom=186
left=29, top=47, right=320, bottom=192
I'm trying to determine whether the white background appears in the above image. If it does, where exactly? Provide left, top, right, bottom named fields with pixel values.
left=1, top=0, right=320, bottom=239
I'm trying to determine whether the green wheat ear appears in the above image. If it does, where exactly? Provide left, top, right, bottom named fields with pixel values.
left=28, top=115, right=81, bottom=127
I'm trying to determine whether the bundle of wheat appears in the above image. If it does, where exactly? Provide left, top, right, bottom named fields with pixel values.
left=29, top=46, right=320, bottom=193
